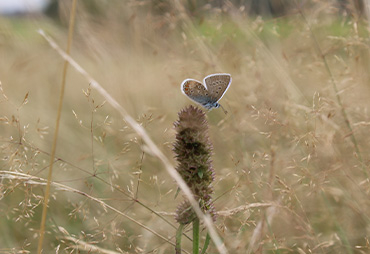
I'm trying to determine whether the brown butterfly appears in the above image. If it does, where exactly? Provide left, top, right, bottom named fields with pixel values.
left=181, top=73, right=231, bottom=112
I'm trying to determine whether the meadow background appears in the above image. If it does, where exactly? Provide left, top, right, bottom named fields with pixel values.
left=1, top=0, right=370, bottom=253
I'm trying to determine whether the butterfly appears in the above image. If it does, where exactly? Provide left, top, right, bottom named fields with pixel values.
left=181, top=73, right=232, bottom=112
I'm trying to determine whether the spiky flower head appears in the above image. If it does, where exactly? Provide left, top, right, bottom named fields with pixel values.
left=173, top=105, right=216, bottom=224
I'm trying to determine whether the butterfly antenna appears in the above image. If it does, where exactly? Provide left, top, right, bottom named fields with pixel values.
left=220, top=104, right=228, bottom=114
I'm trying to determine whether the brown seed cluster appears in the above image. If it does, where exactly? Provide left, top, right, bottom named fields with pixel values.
left=173, top=105, right=216, bottom=224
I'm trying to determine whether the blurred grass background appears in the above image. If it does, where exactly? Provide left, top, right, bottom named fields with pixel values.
left=1, top=0, right=370, bottom=253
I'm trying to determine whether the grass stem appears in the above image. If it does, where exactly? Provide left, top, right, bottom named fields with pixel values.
left=36, top=0, right=77, bottom=253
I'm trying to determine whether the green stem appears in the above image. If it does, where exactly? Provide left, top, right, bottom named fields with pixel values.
left=176, top=224, right=184, bottom=254
left=193, top=218, right=200, bottom=254
left=200, top=233, right=211, bottom=254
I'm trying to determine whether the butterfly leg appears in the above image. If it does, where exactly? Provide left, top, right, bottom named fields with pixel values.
left=219, top=104, right=228, bottom=114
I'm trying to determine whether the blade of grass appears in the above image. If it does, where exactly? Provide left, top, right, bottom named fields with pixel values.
left=37, top=0, right=77, bottom=253
left=176, top=224, right=185, bottom=254
left=201, top=233, right=211, bottom=254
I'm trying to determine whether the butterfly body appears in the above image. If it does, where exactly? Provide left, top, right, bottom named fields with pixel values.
left=181, top=73, right=231, bottom=110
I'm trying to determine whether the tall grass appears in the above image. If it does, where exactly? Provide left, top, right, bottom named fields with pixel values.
left=1, top=1, right=370, bottom=253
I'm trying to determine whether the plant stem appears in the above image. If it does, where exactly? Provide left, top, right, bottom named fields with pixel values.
left=201, top=233, right=211, bottom=254
left=37, top=0, right=77, bottom=253
left=176, top=224, right=184, bottom=254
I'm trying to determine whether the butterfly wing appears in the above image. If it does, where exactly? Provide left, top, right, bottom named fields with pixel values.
left=203, top=73, right=232, bottom=102
left=181, top=79, right=217, bottom=107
